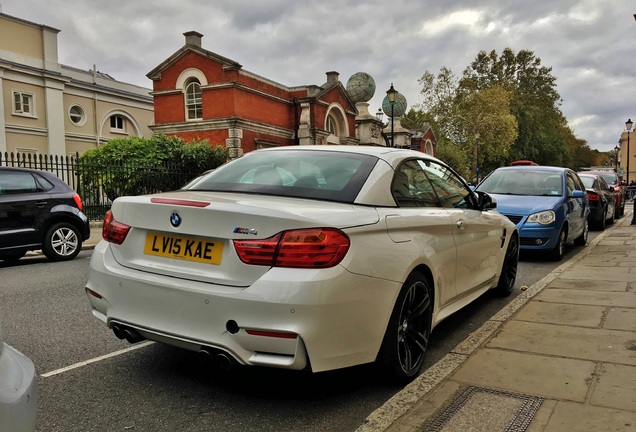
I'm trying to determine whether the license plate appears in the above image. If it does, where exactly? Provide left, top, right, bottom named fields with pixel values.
left=144, top=232, right=223, bottom=265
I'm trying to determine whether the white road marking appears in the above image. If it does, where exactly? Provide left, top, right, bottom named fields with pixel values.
left=41, top=341, right=155, bottom=378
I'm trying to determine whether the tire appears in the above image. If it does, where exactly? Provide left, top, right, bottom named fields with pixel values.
left=573, top=219, right=588, bottom=246
left=607, top=206, right=615, bottom=225
left=597, top=208, right=607, bottom=231
left=377, top=272, right=432, bottom=384
left=493, top=235, right=519, bottom=297
left=42, top=222, right=82, bottom=262
left=550, top=228, right=567, bottom=261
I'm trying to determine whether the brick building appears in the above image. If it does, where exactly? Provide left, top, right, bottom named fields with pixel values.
left=147, top=31, right=361, bottom=158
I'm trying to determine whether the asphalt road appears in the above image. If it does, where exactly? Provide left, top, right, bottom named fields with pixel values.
left=0, top=230, right=601, bottom=431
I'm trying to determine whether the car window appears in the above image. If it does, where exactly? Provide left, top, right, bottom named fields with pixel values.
left=477, top=169, right=564, bottom=197
left=579, top=176, right=594, bottom=189
left=392, top=160, right=442, bottom=207
left=0, top=170, right=41, bottom=195
left=187, top=149, right=378, bottom=203
left=392, top=159, right=473, bottom=208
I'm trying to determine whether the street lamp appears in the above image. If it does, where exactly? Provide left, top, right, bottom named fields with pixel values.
left=614, top=145, right=620, bottom=170
left=626, top=118, right=633, bottom=184
left=386, top=83, right=398, bottom=147
left=376, top=108, right=384, bottom=122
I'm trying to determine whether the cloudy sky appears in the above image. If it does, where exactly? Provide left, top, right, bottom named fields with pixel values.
left=3, top=0, right=635, bottom=152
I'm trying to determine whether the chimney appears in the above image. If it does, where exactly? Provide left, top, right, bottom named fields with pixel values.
left=326, top=71, right=339, bottom=83
left=184, top=31, right=203, bottom=48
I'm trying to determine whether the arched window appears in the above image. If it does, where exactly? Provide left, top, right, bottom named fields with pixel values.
left=325, top=105, right=348, bottom=145
left=326, top=115, right=338, bottom=135
left=185, top=79, right=202, bottom=120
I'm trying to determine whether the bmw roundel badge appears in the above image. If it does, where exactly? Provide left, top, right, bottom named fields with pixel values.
left=170, top=212, right=181, bottom=227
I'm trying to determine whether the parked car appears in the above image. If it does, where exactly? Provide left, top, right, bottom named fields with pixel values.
left=0, top=167, right=90, bottom=262
left=86, top=145, right=519, bottom=383
left=509, top=160, right=538, bottom=166
left=577, top=173, right=616, bottom=230
left=0, top=309, right=37, bottom=431
left=475, top=165, right=589, bottom=261
left=578, top=170, right=626, bottom=217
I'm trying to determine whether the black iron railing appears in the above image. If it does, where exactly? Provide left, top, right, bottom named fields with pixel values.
left=1, top=152, right=202, bottom=221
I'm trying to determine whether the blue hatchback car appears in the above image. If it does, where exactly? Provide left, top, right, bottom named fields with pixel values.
left=475, top=166, right=589, bottom=261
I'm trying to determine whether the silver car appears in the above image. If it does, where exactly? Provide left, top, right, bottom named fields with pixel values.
left=0, top=310, right=37, bottom=431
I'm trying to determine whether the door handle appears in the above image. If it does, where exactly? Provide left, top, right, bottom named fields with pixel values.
left=35, top=201, right=48, bottom=207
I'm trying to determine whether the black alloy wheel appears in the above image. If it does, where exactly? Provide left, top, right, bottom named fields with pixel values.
left=377, top=272, right=432, bottom=384
left=494, top=234, right=519, bottom=297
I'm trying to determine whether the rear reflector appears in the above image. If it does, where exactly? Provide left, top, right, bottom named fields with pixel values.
left=245, top=329, right=298, bottom=339
left=86, top=288, right=102, bottom=299
left=587, top=193, right=600, bottom=201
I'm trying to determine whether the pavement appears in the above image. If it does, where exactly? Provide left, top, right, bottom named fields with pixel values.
left=357, top=205, right=636, bottom=432
left=83, top=210, right=636, bottom=432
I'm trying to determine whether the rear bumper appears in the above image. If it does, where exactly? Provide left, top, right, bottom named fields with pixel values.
left=86, top=241, right=400, bottom=373
left=0, top=344, right=37, bottom=432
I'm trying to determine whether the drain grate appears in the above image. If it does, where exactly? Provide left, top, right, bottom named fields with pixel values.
left=608, top=232, right=632, bottom=237
left=421, top=386, right=543, bottom=432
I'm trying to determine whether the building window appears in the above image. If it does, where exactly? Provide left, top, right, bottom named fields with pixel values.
left=326, top=115, right=338, bottom=135
left=69, top=105, right=86, bottom=126
left=110, top=115, right=125, bottom=133
left=185, top=79, right=202, bottom=120
left=12, top=91, right=35, bottom=117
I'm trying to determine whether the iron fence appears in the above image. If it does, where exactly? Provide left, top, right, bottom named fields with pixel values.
left=1, top=152, right=202, bottom=220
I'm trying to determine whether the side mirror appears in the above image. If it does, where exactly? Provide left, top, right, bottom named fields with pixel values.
left=621, top=181, right=627, bottom=186
left=475, top=191, right=497, bottom=210
left=571, top=190, right=586, bottom=198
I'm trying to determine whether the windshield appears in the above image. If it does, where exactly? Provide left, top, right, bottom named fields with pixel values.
left=598, top=173, right=617, bottom=185
left=477, top=169, right=563, bottom=197
left=579, top=176, right=595, bottom=188
left=186, top=149, right=379, bottom=203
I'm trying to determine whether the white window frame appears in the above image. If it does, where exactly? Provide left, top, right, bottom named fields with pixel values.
left=69, top=105, right=86, bottom=126
left=12, top=90, right=36, bottom=117
left=185, top=79, right=202, bottom=120
left=110, top=115, right=126, bottom=133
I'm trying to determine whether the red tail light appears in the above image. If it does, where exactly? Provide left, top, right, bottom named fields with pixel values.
left=102, top=210, right=131, bottom=245
left=234, top=228, right=350, bottom=268
left=587, top=192, right=600, bottom=201
left=72, top=193, right=84, bottom=211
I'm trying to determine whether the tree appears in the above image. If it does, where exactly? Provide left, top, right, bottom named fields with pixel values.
left=461, top=48, right=567, bottom=166
left=415, top=67, right=517, bottom=180
left=79, top=134, right=228, bottom=202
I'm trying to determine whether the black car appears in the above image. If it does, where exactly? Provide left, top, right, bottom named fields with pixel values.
left=0, top=167, right=90, bottom=262
left=578, top=172, right=616, bottom=230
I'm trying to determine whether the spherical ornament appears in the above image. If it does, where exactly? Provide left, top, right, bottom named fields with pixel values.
left=382, top=92, right=408, bottom=117
left=346, top=72, right=376, bottom=103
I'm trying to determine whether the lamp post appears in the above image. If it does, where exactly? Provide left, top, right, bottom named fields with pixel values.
left=626, top=118, right=633, bottom=184
left=614, top=145, right=620, bottom=170
left=376, top=108, right=384, bottom=122
left=474, top=132, right=481, bottom=183
left=386, top=83, right=398, bottom=147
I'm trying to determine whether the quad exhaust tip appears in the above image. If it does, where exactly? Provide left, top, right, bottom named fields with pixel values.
left=112, top=324, right=145, bottom=344
left=198, top=347, right=237, bottom=370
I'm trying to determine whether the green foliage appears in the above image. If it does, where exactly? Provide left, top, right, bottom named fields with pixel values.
left=415, top=47, right=595, bottom=172
left=78, top=134, right=228, bottom=202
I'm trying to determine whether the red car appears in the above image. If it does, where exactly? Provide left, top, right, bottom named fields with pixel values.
left=578, top=170, right=626, bottom=217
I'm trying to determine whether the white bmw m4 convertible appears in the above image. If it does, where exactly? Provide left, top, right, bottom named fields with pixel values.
left=86, top=145, right=519, bottom=383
